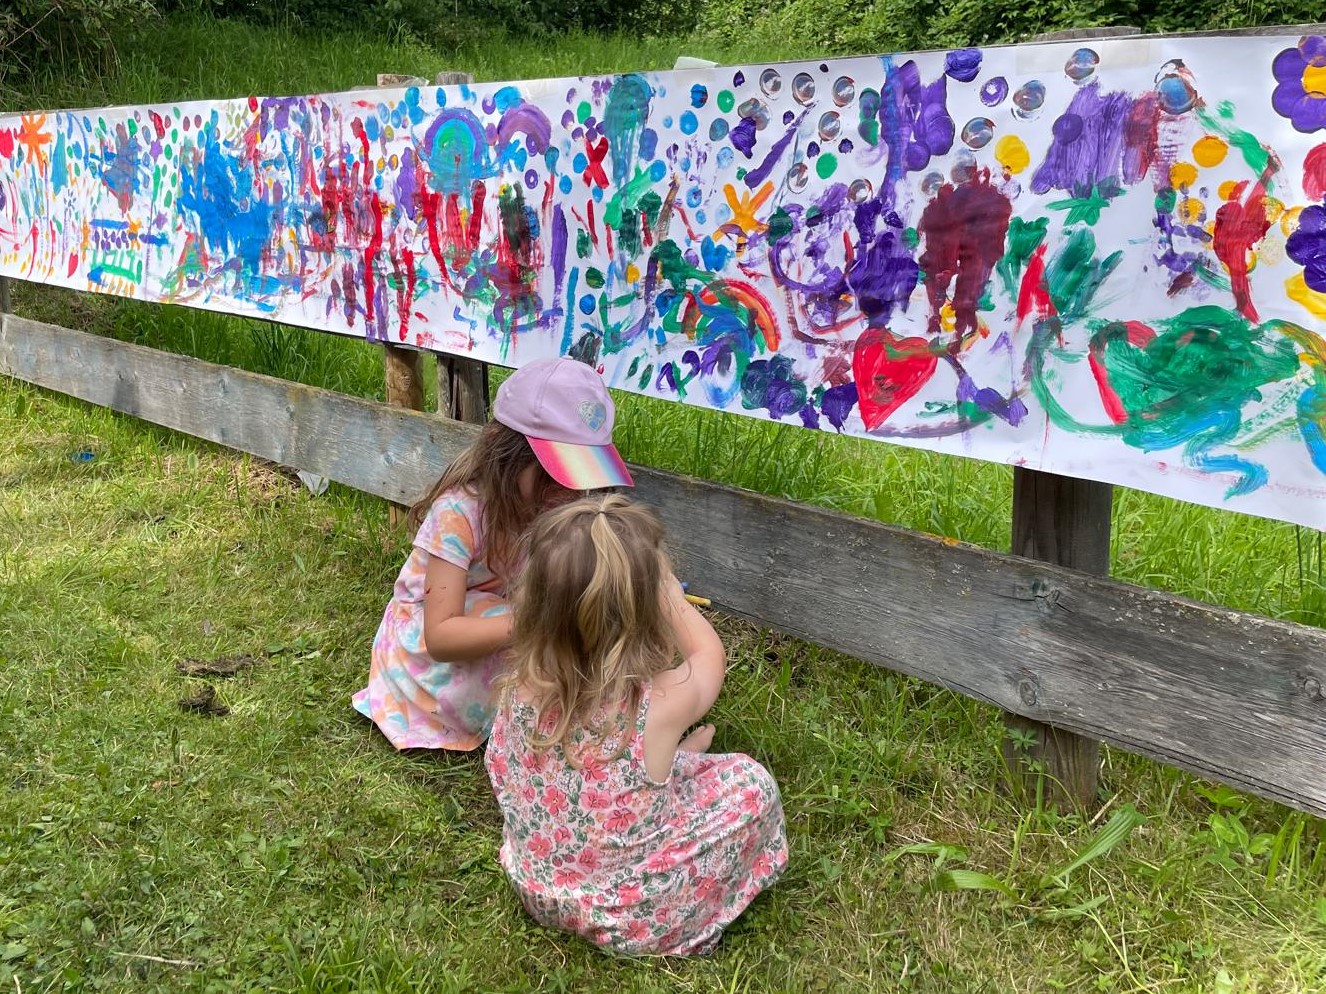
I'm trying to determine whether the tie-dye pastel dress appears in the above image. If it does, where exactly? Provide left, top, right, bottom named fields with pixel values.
left=352, top=487, right=510, bottom=750
left=485, top=683, right=788, bottom=955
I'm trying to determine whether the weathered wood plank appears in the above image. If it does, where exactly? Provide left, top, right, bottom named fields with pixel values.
left=6, top=314, right=1326, bottom=817
left=0, top=314, right=472, bottom=504
left=1003, top=468, right=1112, bottom=808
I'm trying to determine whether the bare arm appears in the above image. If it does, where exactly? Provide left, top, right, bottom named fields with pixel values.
left=644, top=577, right=727, bottom=778
left=421, top=556, right=512, bottom=662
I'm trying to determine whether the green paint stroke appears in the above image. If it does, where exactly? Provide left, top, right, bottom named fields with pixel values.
left=1031, top=306, right=1307, bottom=496
left=1047, top=185, right=1113, bottom=226
left=1197, top=105, right=1272, bottom=182
left=1045, top=228, right=1122, bottom=325
left=996, top=217, right=1047, bottom=297
left=603, top=74, right=651, bottom=188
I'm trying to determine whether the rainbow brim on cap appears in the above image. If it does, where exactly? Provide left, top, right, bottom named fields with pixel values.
left=528, top=438, right=634, bottom=490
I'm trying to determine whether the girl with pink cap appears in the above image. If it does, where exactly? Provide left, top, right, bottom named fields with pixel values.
left=353, top=357, right=634, bottom=752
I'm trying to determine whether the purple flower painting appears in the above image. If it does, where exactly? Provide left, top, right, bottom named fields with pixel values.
left=1271, top=36, right=1326, bottom=133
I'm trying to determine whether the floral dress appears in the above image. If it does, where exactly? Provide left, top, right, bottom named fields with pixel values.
left=485, top=683, right=788, bottom=956
left=352, top=488, right=509, bottom=750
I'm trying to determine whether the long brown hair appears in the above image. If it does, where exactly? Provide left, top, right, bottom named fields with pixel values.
left=505, top=494, right=675, bottom=760
left=408, top=420, right=562, bottom=580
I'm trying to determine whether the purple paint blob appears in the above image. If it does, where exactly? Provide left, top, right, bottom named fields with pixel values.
left=880, top=59, right=955, bottom=184
left=740, top=355, right=808, bottom=419
left=730, top=117, right=758, bottom=158
left=1030, top=82, right=1134, bottom=197
left=980, top=77, right=1008, bottom=106
left=944, top=48, right=982, bottom=83
left=846, top=198, right=920, bottom=328
left=821, top=382, right=858, bottom=430
left=394, top=148, right=419, bottom=219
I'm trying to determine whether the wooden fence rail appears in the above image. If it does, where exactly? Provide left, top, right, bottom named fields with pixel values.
left=5, top=312, right=1326, bottom=818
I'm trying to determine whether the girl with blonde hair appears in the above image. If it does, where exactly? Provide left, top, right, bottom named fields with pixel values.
left=485, top=494, right=787, bottom=955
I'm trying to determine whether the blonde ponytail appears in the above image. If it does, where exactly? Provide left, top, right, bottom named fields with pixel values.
left=505, top=495, right=674, bottom=762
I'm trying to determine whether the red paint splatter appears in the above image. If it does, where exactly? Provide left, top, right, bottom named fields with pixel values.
left=1305, top=144, right=1326, bottom=202
left=419, top=189, right=454, bottom=290
left=466, top=184, right=485, bottom=253
left=1166, top=271, right=1195, bottom=297
left=363, top=192, right=384, bottom=327
left=312, top=158, right=346, bottom=254
left=351, top=119, right=372, bottom=178
left=1122, top=92, right=1160, bottom=186
left=0, top=129, right=14, bottom=159
left=248, top=96, right=259, bottom=113
left=67, top=253, right=78, bottom=277
left=1017, top=246, right=1056, bottom=324
left=587, top=200, right=598, bottom=247
left=671, top=205, right=701, bottom=243
left=1213, top=169, right=1273, bottom=321
left=394, top=245, right=418, bottom=341
left=582, top=136, right=609, bottom=188
left=917, top=170, right=1012, bottom=336
left=149, top=112, right=167, bottom=140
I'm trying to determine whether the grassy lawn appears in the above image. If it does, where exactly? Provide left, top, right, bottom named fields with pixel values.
left=6, top=12, right=1326, bottom=992
left=6, top=342, right=1326, bottom=993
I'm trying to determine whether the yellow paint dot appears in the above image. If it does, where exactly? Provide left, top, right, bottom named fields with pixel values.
left=389, top=154, right=400, bottom=169
left=1170, top=162, right=1198, bottom=189
left=1281, top=205, right=1304, bottom=237
left=1287, top=272, right=1326, bottom=319
left=1178, top=197, right=1206, bottom=224
left=1304, top=64, right=1326, bottom=98
left=939, top=301, right=957, bottom=333
left=385, top=126, right=395, bottom=140
left=1263, top=196, right=1284, bottom=223
left=626, top=263, right=641, bottom=282
left=1218, top=180, right=1239, bottom=201
left=994, top=135, right=1030, bottom=175
left=1192, top=135, right=1228, bottom=168
left=377, top=157, right=387, bottom=171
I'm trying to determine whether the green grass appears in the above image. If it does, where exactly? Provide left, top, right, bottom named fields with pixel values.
left=6, top=375, right=1326, bottom=993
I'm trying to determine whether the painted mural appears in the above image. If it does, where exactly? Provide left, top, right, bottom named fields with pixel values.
left=4, top=35, right=1326, bottom=526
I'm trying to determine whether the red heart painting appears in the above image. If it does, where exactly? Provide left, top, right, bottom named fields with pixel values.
left=853, top=328, right=938, bottom=430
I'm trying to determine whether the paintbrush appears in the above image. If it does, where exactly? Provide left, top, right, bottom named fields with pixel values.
left=680, top=581, right=711, bottom=608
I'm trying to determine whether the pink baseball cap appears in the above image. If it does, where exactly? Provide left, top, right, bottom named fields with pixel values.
left=494, top=357, right=634, bottom=490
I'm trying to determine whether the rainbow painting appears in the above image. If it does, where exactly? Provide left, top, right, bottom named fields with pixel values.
left=4, top=35, right=1326, bottom=526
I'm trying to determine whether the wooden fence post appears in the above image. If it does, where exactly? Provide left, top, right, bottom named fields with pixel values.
left=1001, top=469, right=1111, bottom=808
left=376, top=73, right=431, bottom=527
left=433, top=70, right=490, bottom=427
left=0, top=276, right=10, bottom=315
left=997, top=26, right=1129, bottom=811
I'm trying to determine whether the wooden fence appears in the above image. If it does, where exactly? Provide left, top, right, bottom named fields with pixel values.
left=5, top=24, right=1326, bottom=819
left=6, top=309, right=1326, bottom=818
